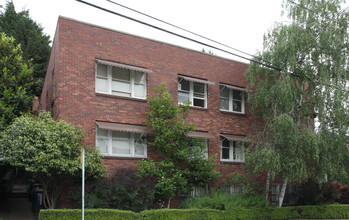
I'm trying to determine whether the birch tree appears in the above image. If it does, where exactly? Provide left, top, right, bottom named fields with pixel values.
left=245, top=0, right=349, bottom=207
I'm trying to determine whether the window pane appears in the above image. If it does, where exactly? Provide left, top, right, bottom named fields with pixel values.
left=134, top=72, right=145, bottom=84
left=220, top=98, right=229, bottom=110
left=112, top=131, right=130, bottom=139
left=135, top=143, right=145, bottom=156
left=96, top=78, right=108, bottom=92
left=194, top=83, right=205, bottom=94
left=220, top=86, right=229, bottom=98
left=233, top=90, right=243, bottom=101
left=97, top=129, right=108, bottom=137
left=222, top=147, right=230, bottom=159
left=97, top=64, right=107, bottom=77
left=96, top=138, right=108, bottom=154
left=112, top=67, right=130, bottom=81
left=193, top=98, right=205, bottom=107
left=134, top=84, right=145, bottom=98
left=233, top=101, right=242, bottom=112
left=178, top=78, right=190, bottom=91
left=178, top=91, right=190, bottom=103
left=222, top=138, right=230, bottom=148
left=112, top=80, right=131, bottom=93
left=112, top=140, right=130, bottom=155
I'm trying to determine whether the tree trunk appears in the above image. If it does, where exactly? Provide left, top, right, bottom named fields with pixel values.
left=278, top=179, right=288, bottom=207
left=167, top=198, right=171, bottom=209
left=265, top=171, right=271, bottom=200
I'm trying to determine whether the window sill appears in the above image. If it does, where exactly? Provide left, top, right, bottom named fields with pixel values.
left=220, top=110, right=245, bottom=116
left=95, top=92, right=147, bottom=103
left=102, top=156, right=147, bottom=160
left=189, top=106, right=208, bottom=111
left=220, top=160, right=244, bottom=164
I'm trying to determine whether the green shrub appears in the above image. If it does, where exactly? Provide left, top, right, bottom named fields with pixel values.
left=39, top=209, right=138, bottom=220
left=179, top=191, right=270, bottom=210
left=39, top=204, right=349, bottom=220
left=69, top=168, right=156, bottom=212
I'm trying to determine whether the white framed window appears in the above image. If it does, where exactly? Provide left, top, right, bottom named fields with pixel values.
left=271, top=183, right=280, bottom=204
left=222, top=184, right=245, bottom=195
left=220, top=85, right=245, bottom=114
left=220, top=136, right=244, bottom=162
left=96, top=63, right=147, bottom=99
left=188, top=139, right=208, bottom=159
left=96, top=128, right=147, bottom=158
left=178, top=77, right=207, bottom=108
left=191, top=184, right=208, bottom=197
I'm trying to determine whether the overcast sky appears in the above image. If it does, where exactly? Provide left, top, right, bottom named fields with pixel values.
left=1, top=0, right=288, bottom=63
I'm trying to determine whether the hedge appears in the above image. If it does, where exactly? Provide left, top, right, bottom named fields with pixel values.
left=39, top=204, right=349, bottom=220
left=39, top=209, right=138, bottom=220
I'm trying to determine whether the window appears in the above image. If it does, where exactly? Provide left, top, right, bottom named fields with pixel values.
left=191, top=185, right=208, bottom=197
left=178, top=77, right=207, bottom=108
left=220, top=85, right=245, bottom=113
left=222, top=184, right=245, bottom=195
left=220, top=136, right=244, bottom=162
left=96, top=128, right=147, bottom=158
left=188, top=139, right=208, bottom=159
left=96, top=62, right=147, bottom=99
left=271, top=184, right=280, bottom=205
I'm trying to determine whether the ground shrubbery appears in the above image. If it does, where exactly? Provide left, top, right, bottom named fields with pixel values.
left=179, top=191, right=270, bottom=210
left=70, top=168, right=156, bottom=212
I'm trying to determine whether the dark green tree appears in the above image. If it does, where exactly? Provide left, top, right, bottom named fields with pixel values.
left=135, top=84, right=219, bottom=208
left=0, top=111, right=106, bottom=208
left=0, top=32, right=34, bottom=131
left=0, top=1, right=51, bottom=96
left=245, top=0, right=349, bottom=207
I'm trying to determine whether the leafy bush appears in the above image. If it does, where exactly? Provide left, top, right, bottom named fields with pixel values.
left=39, top=205, right=349, bottom=220
left=297, top=179, right=339, bottom=205
left=39, top=209, right=138, bottom=220
left=70, top=168, right=156, bottom=212
left=179, top=191, right=270, bottom=210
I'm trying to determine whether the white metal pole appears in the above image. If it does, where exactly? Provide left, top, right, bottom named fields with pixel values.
left=82, top=147, right=85, bottom=220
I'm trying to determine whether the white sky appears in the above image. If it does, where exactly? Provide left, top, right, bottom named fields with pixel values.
left=1, top=0, right=288, bottom=63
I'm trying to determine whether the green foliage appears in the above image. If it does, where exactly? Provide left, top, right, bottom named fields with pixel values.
left=0, top=111, right=106, bottom=208
left=179, top=191, right=270, bottom=210
left=39, top=209, right=139, bottom=220
left=0, top=32, right=34, bottom=131
left=226, top=171, right=264, bottom=195
left=70, top=168, right=156, bottom=212
left=297, top=179, right=339, bottom=205
left=38, top=205, right=349, bottom=220
left=245, top=0, right=349, bottom=205
left=136, top=84, right=219, bottom=204
left=0, top=1, right=51, bottom=96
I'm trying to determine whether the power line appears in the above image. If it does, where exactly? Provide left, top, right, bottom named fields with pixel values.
left=74, top=0, right=281, bottom=71
left=75, top=0, right=347, bottom=92
left=105, top=0, right=274, bottom=67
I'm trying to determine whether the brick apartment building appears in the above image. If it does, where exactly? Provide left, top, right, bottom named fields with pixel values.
left=38, top=16, right=266, bottom=207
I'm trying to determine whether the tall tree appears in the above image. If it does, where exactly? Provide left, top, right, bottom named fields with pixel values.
left=245, top=0, right=349, bottom=207
left=0, top=112, right=106, bottom=208
left=136, top=84, right=219, bottom=208
left=0, top=1, right=51, bottom=96
left=0, top=32, right=34, bottom=131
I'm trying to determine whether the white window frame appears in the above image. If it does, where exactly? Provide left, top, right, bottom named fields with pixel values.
left=220, top=85, right=245, bottom=114
left=223, top=184, right=245, bottom=195
left=220, top=136, right=245, bottom=162
left=96, top=128, right=147, bottom=158
left=188, top=139, right=208, bottom=159
left=95, top=63, right=147, bottom=99
left=271, top=183, right=281, bottom=204
left=178, top=77, right=207, bottom=108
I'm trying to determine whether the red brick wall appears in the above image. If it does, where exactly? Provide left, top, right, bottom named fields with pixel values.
left=40, top=16, right=265, bottom=208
